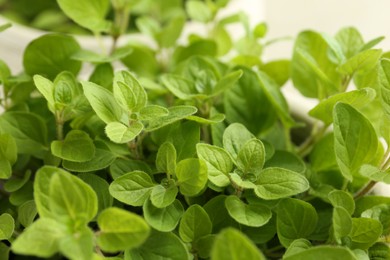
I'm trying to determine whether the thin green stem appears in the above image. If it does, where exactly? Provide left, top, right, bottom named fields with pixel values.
left=55, top=111, right=64, bottom=141
left=283, top=125, right=293, bottom=152
left=354, top=145, right=390, bottom=199
left=297, top=123, right=328, bottom=157
left=354, top=180, right=376, bottom=200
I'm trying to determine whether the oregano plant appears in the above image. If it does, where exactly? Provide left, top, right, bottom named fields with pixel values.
left=1, top=0, right=390, bottom=259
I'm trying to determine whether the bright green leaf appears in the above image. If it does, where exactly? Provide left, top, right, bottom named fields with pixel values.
left=109, top=171, right=154, bottom=206
left=12, top=218, right=66, bottom=258
left=236, top=138, right=265, bottom=176
left=196, top=143, right=232, bottom=187
left=143, top=199, right=184, bottom=232
left=150, top=182, right=178, bottom=208
left=0, top=214, right=14, bottom=240
left=57, top=0, right=111, bottom=32
left=113, top=71, right=147, bottom=113
left=105, top=121, right=144, bottom=144
left=333, top=103, right=378, bottom=181
left=82, top=81, right=124, bottom=124
left=309, top=88, right=376, bottom=125
left=211, top=228, right=266, bottom=260
left=255, top=168, right=309, bottom=200
left=51, top=130, right=95, bottom=162
left=156, top=142, right=176, bottom=177
left=97, top=207, right=150, bottom=253
left=176, top=158, right=208, bottom=196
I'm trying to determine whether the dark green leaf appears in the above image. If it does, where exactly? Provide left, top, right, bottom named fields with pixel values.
left=277, top=198, right=318, bottom=247
left=0, top=112, right=47, bottom=158
left=224, top=67, right=277, bottom=135
left=23, top=34, right=81, bottom=79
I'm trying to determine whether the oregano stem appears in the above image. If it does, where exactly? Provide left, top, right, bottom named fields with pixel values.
left=297, top=123, right=327, bottom=157
left=55, top=111, right=64, bottom=141
left=354, top=145, right=390, bottom=199
left=354, top=180, right=376, bottom=200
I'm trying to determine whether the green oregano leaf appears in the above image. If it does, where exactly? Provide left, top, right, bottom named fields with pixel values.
left=126, top=230, right=190, bottom=260
left=82, top=81, right=124, bottom=124
left=105, top=121, right=144, bottom=144
left=255, top=168, right=310, bottom=200
left=156, top=142, right=176, bottom=177
left=211, top=228, right=266, bottom=260
left=109, top=171, right=154, bottom=206
left=309, top=88, right=376, bottom=125
left=179, top=204, right=212, bottom=243
left=236, top=138, right=265, bottom=176
left=51, top=130, right=95, bottom=162
left=328, top=190, right=355, bottom=215
left=97, top=207, right=150, bottom=253
left=333, top=102, right=378, bottom=181
left=277, top=198, right=318, bottom=247
left=284, top=246, right=357, bottom=260
left=12, top=218, right=66, bottom=258
left=176, top=158, right=208, bottom=196
left=224, top=196, right=271, bottom=227
left=223, top=123, right=254, bottom=161
left=23, top=34, right=81, bottom=79
left=48, top=167, right=98, bottom=224
left=350, top=218, right=382, bottom=249
left=113, top=71, right=147, bottom=113
left=57, top=0, right=111, bottom=32
left=150, top=182, right=178, bottom=208
left=196, top=143, right=232, bottom=187
left=143, top=199, right=184, bottom=232
left=0, top=213, right=14, bottom=240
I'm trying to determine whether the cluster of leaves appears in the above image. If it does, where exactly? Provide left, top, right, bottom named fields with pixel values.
left=1, top=0, right=390, bottom=259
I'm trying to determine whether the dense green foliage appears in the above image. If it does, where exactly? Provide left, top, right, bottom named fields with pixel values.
left=1, top=0, right=390, bottom=259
